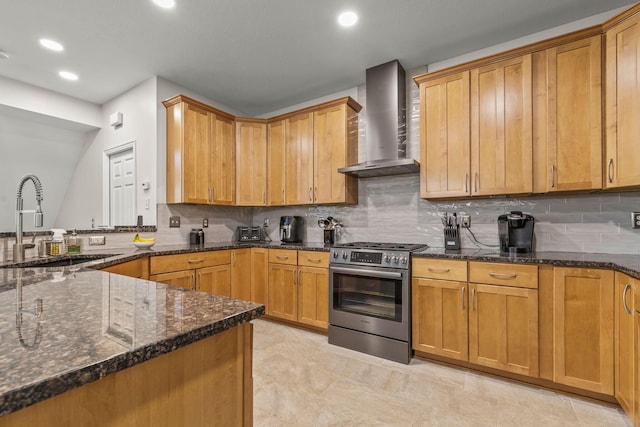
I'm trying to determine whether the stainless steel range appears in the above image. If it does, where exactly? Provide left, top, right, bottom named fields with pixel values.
left=328, top=242, right=427, bottom=364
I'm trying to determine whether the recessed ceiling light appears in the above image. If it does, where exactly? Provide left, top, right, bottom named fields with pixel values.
left=338, top=11, right=358, bottom=27
left=0, top=50, right=8, bottom=60
left=39, top=38, right=64, bottom=52
left=59, top=71, right=78, bottom=81
left=152, top=0, right=176, bottom=9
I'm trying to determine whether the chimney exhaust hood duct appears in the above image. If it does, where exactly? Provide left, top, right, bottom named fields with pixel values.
left=338, top=59, right=419, bottom=178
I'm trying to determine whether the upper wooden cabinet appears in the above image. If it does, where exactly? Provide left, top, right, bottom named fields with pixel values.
left=471, top=54, right=533, bottom=196
left=267, top=119, right=286, bottom=206
left=285, top=111, right=315, bottom=205
left=236, top=118, right=267, bottom=206
left=417, top=55, right=533, bottom=198
left=419, top=72, right=471, bottom=198
left=163, top=95, right=236, bottom=205
left=605, top=12, right=640, bottom=189
left=533, top=36, right=603, bottom=192
left=313, top=102, right=359, bottom=204
left=278, top=97, right=361, bottom=206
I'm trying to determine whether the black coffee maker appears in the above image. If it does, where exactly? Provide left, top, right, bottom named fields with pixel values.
left=498, top=211, right=535, bottom=254
left=279, top=216, right=304, bottom=243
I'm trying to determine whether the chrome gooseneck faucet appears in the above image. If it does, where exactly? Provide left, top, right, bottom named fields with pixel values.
left=14, top=174, right=44, bottom=263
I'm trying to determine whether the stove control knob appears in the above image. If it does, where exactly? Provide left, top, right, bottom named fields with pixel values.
left=392, top=256, right=399, bottom=264
left=400, top=256, right=408, bottom=265
left=384, top=254, right=392, bottom=263
left=342, top=250, right=348, bottom=260
left=332, top=251, right=338, bottom=259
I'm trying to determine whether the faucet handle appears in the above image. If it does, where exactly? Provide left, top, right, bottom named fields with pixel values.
left=23, top=243, right=35, bottom=249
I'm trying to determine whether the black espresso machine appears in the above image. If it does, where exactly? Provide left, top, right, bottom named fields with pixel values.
left=498, top=211, right=535, bottom=254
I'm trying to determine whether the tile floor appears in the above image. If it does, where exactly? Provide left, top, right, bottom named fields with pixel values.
left=252, top=319, right=633, bottom=427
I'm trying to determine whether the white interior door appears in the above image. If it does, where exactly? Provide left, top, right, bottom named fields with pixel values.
left=109, top=147, right=136, bottom=226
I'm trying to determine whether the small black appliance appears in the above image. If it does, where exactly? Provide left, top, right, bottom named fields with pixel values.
left=498, top=211, right=535, bottom=254
left=189, top=228, right=205, bottom=245
left=279, top=216, right=304, bottom=243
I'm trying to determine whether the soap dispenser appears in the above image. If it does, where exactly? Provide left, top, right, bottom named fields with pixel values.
left=50, top=229, right=67, bottom=255
left=67, top=229, right=81, bottom=254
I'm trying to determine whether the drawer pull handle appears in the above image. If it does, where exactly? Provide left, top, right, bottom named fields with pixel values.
left=623, top=283, right=632, bottom=315
left=276, top=255, right=289, bottom=260
left=188, top=259, right=204, bottom=264
left=307, top=258, right=322, bottom=263
left=428, top=268, right=450, bottom=273
left=488, top=272, right=517, bottom=279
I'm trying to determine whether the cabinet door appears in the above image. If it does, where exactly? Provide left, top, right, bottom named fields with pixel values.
left=468, top=284, right=538, bottom=377
left=180, top=103, right=211, bottom=204
left=198, top=265, right=231, bottom=296
left=553, top=267, right=614, bottom=394
left=210, top=114, right=235, bottom=205
left=533, top=36, right=602, bottom=193
left=412, top=278, right=468, bottom=361
left=606, top=17, right=640, bottom=189
left=236, top=120, right=267, bottom=206
left=615, top=272, right=636, bottom=416
left=251, top=247, right=269, bottom=305
left=420, top=72, right=471, bottom=198
left=298, top=266, right=328, bottom=329
left=230, top=249, right=252, bottom=301
left=102, top=257, right=149, bottom=280
left=267, top=264, right=297, bottom=321
left=150, top=270, right=195, bottom=290
left=267, top=119, right=286, bottom=206
left=313, top=104, right=358, bottom=204
left=471, top=55, right=533, bottom=196
left=285, top=112, right=314, bottom=205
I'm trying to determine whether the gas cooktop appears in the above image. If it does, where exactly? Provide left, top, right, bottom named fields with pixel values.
left=333, top=242, right=428, bottom=252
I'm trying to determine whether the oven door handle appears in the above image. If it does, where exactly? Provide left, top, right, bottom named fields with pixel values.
left=330, top=266, right=404, bottom=280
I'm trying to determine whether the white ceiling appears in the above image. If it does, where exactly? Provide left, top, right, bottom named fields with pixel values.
left=1, top=0, right=636, bottom=116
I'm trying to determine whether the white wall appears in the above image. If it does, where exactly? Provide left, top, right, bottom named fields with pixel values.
left=0, top=75, right=101, bottom=128
left=0, top=110, right=91, bottom=231
left=60, top=77, right=159, bottom=227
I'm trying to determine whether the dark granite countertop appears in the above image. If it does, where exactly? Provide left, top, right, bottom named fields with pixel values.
left=0, top=241, right=331, bottom=270
left=413, top=247, right=640, bottom=280
left=0, top=266, right=264, bottom=416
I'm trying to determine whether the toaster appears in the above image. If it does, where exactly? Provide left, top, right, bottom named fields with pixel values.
left=236, top=226, right=262, bottom=242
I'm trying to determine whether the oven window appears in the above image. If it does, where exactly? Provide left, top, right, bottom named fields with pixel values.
left=332, top=272, right=402, bottom=322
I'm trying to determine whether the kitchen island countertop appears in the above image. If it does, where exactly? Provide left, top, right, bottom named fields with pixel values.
left=0, top=266, right=264, bottom=417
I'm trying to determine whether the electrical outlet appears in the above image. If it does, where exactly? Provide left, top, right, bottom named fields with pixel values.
left=88, top=236, right=106, bottom=246
left=263, top=218, right=269, bottom=227
left=460, top=214, right=471, bottom=229
left=632, top=212, right=640, bottom=229
left=203, top=218, right=208, bottom=228
left=169, top=216, right=180, bottom=228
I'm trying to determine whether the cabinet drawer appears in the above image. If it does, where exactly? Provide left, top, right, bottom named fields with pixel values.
left=150, top=250, right=231, bottom=274
left=298, top=251, right=329, bottom=268
left=469, top=262, right=538, bottom=289
left=268, top=249, right=297, bottom=265
left=412, top=258, right=467, bottom=282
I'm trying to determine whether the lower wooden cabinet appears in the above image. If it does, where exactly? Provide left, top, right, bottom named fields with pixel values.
left=468, top=283, right=538, bottom=377
left=267, top=262, right=298, bottom=322
left=149, top=269, right=194, bottom=290
left=298, top=266, right=328, bottom=329
left=198, top=265, right=231, bottom=296
left=412, top=277, right=468, bottom=360
left=267, top=249, right=329, bottom=329
left=231, top=248, right=252, bottom=300
left=615, top=272, right=636, bottom=419
left=552, top=267, right=614, bottom=395
left=250, top=247, right=269, bottom=305
left=101, top=257, right=149, bottom=280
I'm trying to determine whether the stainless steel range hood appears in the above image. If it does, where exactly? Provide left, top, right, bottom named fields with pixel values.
left=338, top=60, right=419, bottom=178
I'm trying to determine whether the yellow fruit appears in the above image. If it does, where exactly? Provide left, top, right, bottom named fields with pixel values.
left=133, top=234, right=156, bottom=243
